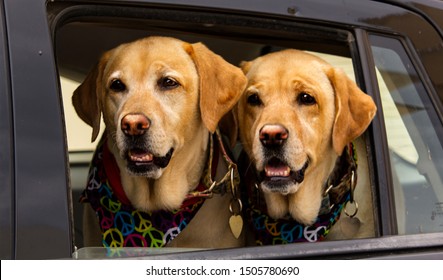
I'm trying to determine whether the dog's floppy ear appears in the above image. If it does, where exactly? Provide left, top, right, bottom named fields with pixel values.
left=72, top=52, right=110, bottom=142
left=219, top=60, right=255, bottom=148
left=240, top=60, right=253, bottom=74
left=328, top=67, right=377, bottom=155
left=186, top=43, right=247, bottom=133
left=218, top=106, right=239, bottom=149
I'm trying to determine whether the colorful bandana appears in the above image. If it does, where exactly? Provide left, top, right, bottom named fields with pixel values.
left=240, top=144, right=356, bottom=245
left=81, top=137, right=214, bottom=248
left=246, top=192, right=350, bottom=245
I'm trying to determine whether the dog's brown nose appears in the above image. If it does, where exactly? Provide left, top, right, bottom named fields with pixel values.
left=121, top=113, right=150, bottom=136
left=259, top=124, right=288, bottom=147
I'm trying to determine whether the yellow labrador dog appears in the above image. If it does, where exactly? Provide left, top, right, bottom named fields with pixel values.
left=235, top=49, right=377, bottom=245
left=73, top=36, right=247, bottom=248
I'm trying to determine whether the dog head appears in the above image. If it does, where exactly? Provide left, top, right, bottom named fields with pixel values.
left=236, top=49, right=376, bottom=223
left=73, top=36, right=247, bottom=179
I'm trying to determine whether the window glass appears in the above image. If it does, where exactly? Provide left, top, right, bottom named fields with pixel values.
left=370, top=35, right=443, bottom=234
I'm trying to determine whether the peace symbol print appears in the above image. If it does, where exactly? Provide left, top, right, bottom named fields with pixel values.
left=132, top=211, right=153, bottom=233
left=303, top=225, right=326, bottom=242
left=100, top=195, right=121, bottom=213
left=103, top=228, right=124, bottom=247
left=124, top=233, right=148, bottom=247
left=114, top=211, right=135, bottom=236
left=143, top=228, right=165, bottom=248
left=98, top=207, right=114, bottom=230
left=280, top=223, right=304, bottom=243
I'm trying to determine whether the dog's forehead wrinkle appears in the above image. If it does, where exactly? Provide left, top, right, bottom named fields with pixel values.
left=109, top=40, right=195, bottom=78
left=151, top=55, right=196, bottom=72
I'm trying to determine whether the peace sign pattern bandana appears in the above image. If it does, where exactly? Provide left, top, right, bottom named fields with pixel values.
left=82, top=139, right=206, bottom=248
left=246, top=193, right=350, bottom=245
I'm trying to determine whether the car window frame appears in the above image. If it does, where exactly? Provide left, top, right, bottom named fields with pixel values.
left=354, top=29, right=397, bottom=237
left=3, top=0, right=73, bottom=259
left=48, top=1, right=443, bottom=260
left=0, top=0, right=14, bottom=260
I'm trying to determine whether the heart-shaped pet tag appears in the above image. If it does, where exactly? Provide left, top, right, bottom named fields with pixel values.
left=229, top=214, right=243, bottom=239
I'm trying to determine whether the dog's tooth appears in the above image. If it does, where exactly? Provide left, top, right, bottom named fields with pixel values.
left=129, top=151, right=153, bottom=162
left=283, top=167, right=290, bottom=177
left=143, top=154, right=153, bottom=161
left=265, top=164, right=291, bottom=177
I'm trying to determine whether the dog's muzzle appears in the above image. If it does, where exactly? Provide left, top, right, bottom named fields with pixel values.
left=121, top=113, right=174, bottom=174
left=258, top=124, right=309, bottom=192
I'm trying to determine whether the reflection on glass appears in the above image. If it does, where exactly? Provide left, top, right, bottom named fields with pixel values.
left=370, top=36, right=443, bottom=234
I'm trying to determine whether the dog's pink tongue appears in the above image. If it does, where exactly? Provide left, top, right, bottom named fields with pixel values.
left=265, top=163, right=290, bottom=177
left=129, top=150, right=153, bottom=162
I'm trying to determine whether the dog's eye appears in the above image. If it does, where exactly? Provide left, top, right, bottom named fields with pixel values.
left=109, top=79, right=126, bottom=92
left=297, top=92, right=316, bottom=106
left=158, top=77, right=180, bottom=89
left=247, top=93, right=262, bottom=106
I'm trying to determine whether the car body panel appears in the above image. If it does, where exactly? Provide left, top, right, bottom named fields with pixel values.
left=2, top=0, right=71, bottom=259
left=0, top=0, right=14, bottom=260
